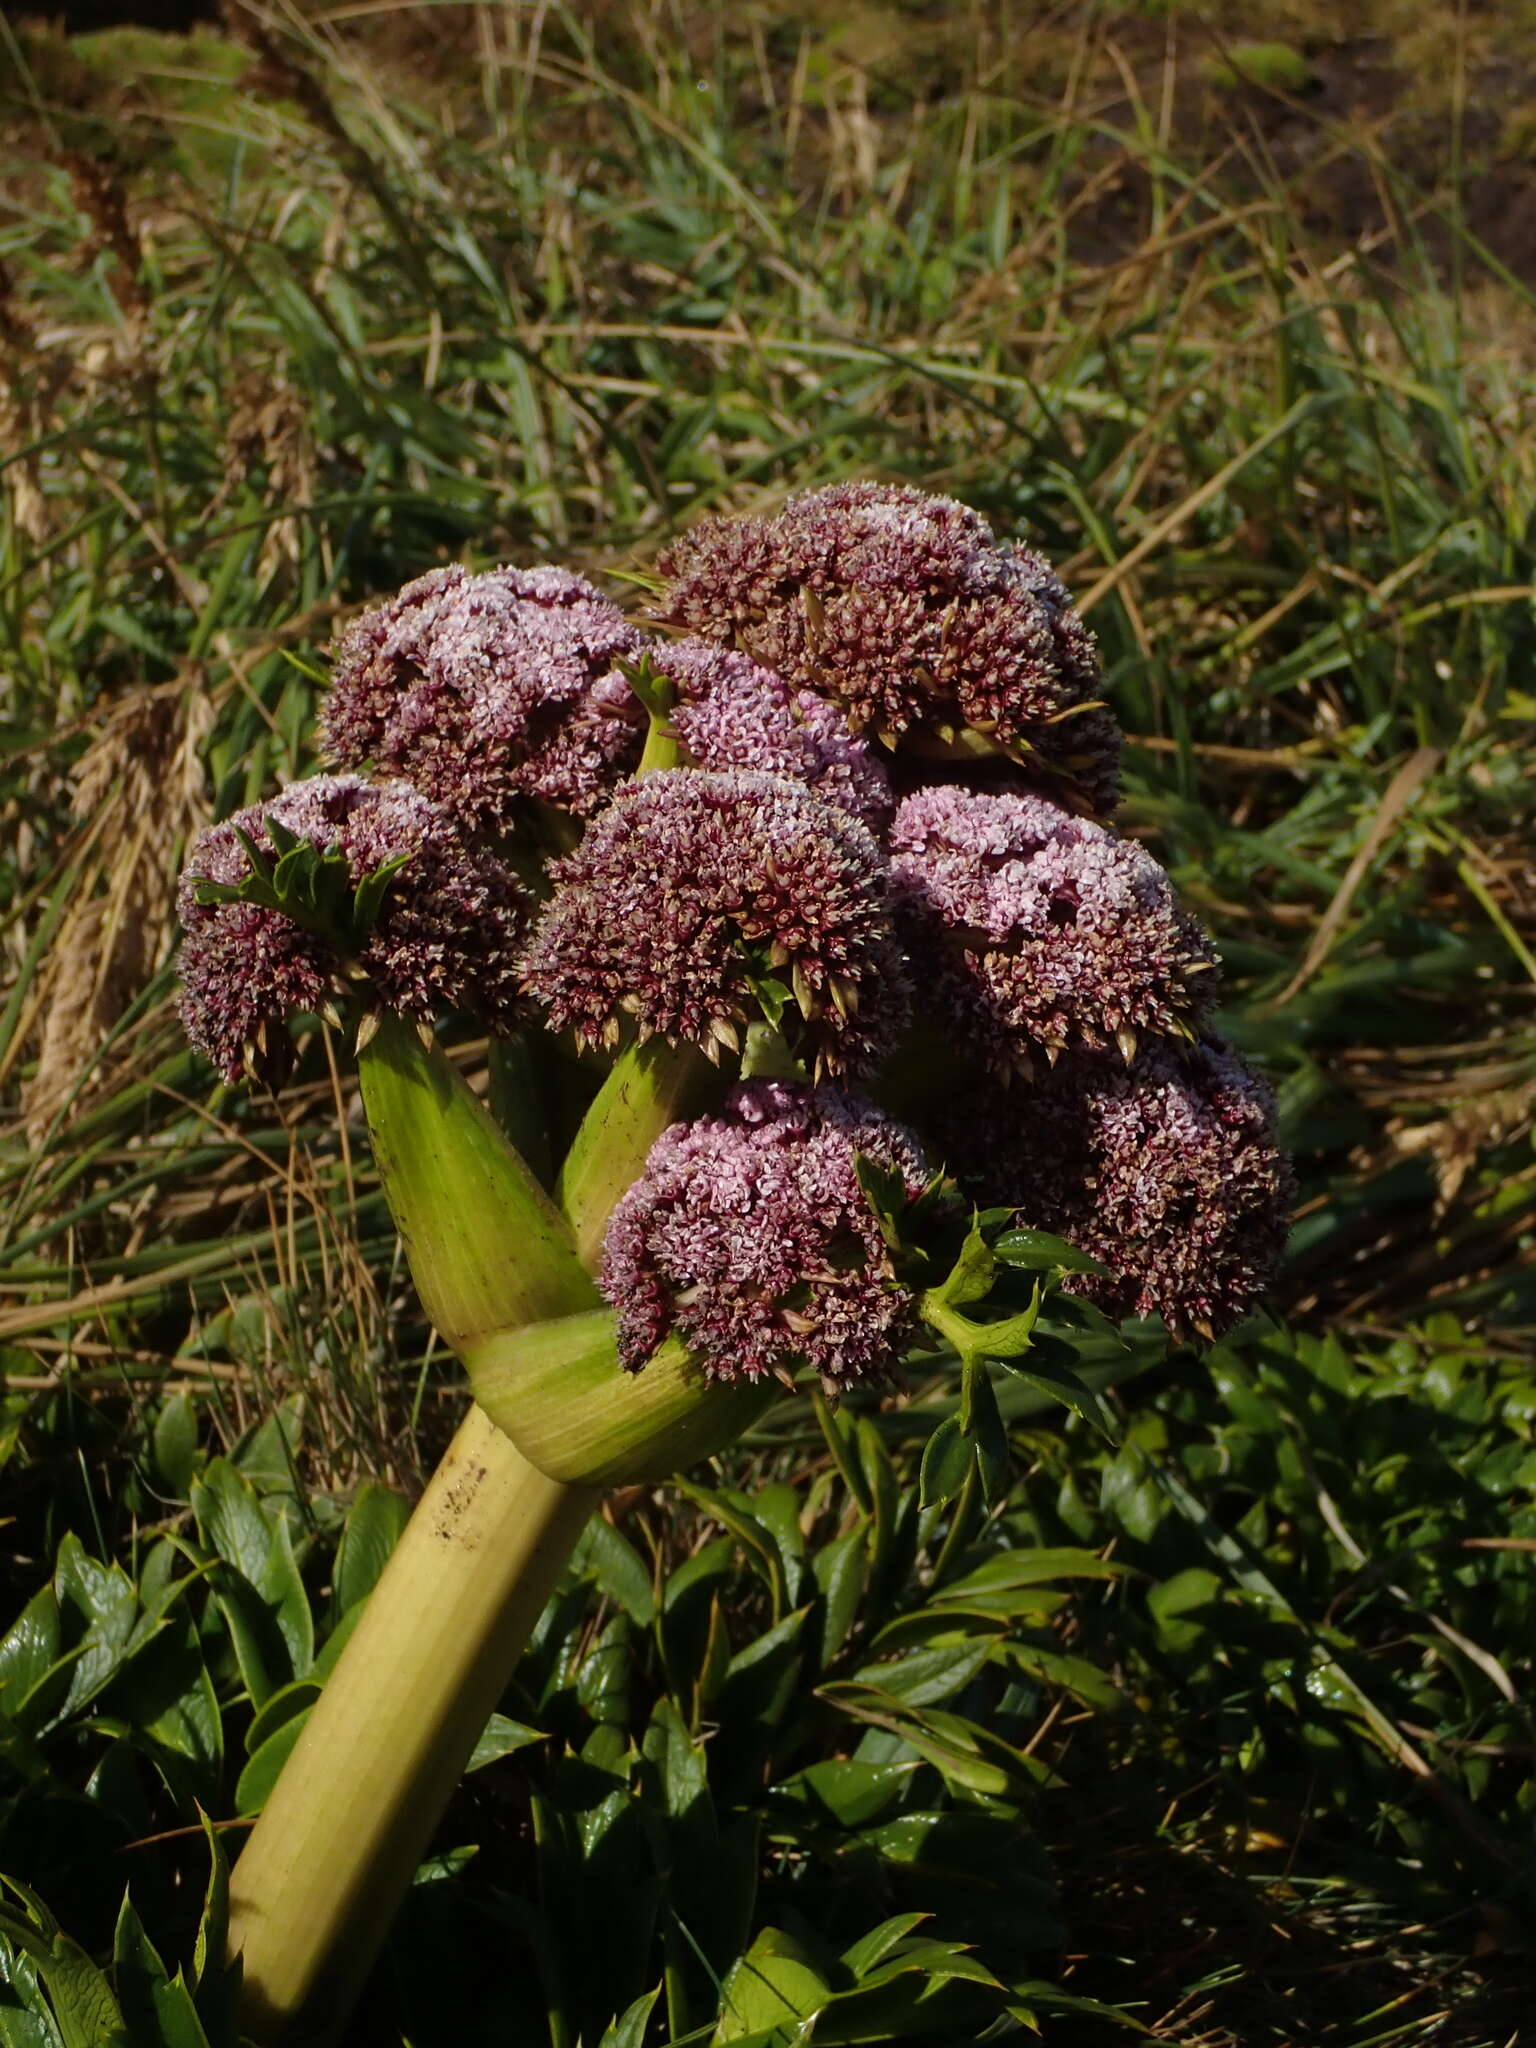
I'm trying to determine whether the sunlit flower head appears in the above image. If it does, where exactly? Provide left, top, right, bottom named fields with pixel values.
left=177, top=774, right=528, bottom=1084
left=602, top=1080, right=931, bottom=1388
left=321, top=563, right=645, bottom=827
left=889, top=785, right=1218, bottom=1074
left=656, top=482, right=1119, bottom=811
left=658, top=638, right=892, bottom=829
left=521, top=769, right=908, bottom=1076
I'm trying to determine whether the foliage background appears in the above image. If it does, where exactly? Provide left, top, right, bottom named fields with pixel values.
left=0, top=2, right=1533, bottom=2041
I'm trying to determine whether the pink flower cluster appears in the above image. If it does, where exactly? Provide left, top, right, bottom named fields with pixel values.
left=321, top=563, right=645, bottom=826
left=177, top=775, right=527, bottom=1084
left=177, top=483, right=1292, bottom=1375
left=889, top=785, right=1218, bottom=1073
left=521, top=769, right=906, bottom=1077
left=657, top=482, right=1120, bottom=813
left=602, top=1082, right=930, bottom=1389
left=952, top=1042, right=1296, bottom=1343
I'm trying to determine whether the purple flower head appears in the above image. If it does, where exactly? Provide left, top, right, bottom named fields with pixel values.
left=522, top=769, right=908, bottom=1076
left=658, top=638, right=891, bottom=829
left=602, top=1080, right=932, bottom=1387
left=177, top=774, right=529, bottom=1084
left=321, top=563, right=646, bottom=827
left=889, top=786, right=1218, bottom=1074
left=656, top=483, right=1119, bottom=812
left=957, top=1039, right=1293, bottom=1342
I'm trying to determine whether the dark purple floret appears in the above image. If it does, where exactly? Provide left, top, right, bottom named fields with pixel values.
left=955, top=1039, right=1293, bottom=1342
left=889, top=786, right=1218, bottom=1074
left=602, top=1081, right=931, bottom=1387
left=321, top=563, right=646, bottom=827
left=657, top=638, right=891, bottom=829
left=656, top=483, right=1120, bottom=812
left=177, top=775, right=529, bottom=1084
left=521, top=769, right=908, bottom=1078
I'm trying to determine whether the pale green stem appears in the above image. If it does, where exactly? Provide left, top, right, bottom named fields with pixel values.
left=229, top=1407, right=597, bottom=2044
left=556, top=1037, right=713, bottom=1269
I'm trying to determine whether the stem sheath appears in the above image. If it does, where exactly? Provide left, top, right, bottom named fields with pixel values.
left=228, top=1407, right=597, bottom=2043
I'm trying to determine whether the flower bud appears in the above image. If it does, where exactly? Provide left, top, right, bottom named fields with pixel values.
left=954, top=1038, right=1293, bottom=1342
left=657, top=483, right=1119, bottom=810
left=658, top=637, right=891, bottom=828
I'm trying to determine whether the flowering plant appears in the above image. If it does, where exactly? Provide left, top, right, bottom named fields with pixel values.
left=177, top=484, right=1291, bottom=2042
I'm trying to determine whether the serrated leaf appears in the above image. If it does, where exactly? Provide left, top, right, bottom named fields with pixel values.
left=113, top=1897, right=210, bottom=2048
left=466, top=1712, right=545, bottom=1772
left=934, top=1215, right=996, bottom=1307
left=0, top=1886, right=129, bottom=2048
left=0, top=1590, right=61, bottom=1721
left=598, top=1987, right=662, bottom=2048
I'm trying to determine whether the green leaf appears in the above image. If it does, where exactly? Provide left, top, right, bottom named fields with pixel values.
left=966, top=1367, right=1010, bottom=1504
left=716, top=1608, right=808, bottom=1733
left=919, top=1417, right=973, bottom=1511
left=931, top=1548, right=1127, bottom=1601
left=993, top=1228, right=1109, bottom=1276
left=332, top=1484, right=410, bottom=1615
left=838, top=1915, right=929, bottom=1981
left=933, top=1214, right=996, bottom=1307
left=0, top=1883, right=129, bottom=2048
left=712, top=1927, right=830, bottom=2043
left=466, top=1712, right=545, bottom=1773
left=112, top=1896, right=210, bottom=2048
left=191, top=1460, right=271, bottom=1589
left=853, top=1154, right=909, bottom=1252
left=244, top=1679, right=321, bottom=1758
left=352, top=850, right=413, bottom=935
left=675, top=1482, right=788, bottom=1618
left=811, top=1530, right=868, bottom=1668
left=571, top=1515, right=656, bottom=1627
left=262, top=1512, right=314, bottom=1680
left=851, top=1637, right=996, bottom=1709
left=1003, top=1358, right=1119, bottom=1441
left=191, top=1813, right=228, bottom=1995
left=598, top=1987, right=661, bottom=2048
left=235, top=1714, right=307, bottom=1815
left=0, top=1590, right=61, bottom=1722
left=773, top=1758, right=919, bottom=1830
left=53, top=1537, right=137, bottom=1718
left=151, top=1397, right=200, bottom=1497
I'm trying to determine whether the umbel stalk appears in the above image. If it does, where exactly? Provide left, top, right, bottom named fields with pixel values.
left=226, top=1019, right=753, bottom=2042
left=227, top=1408, right=595, bottom=2041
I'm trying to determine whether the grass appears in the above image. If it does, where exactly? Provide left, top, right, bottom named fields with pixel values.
left=0, top=2, right=1534, bottom=2042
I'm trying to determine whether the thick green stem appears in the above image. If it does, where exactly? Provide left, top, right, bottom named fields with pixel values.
left=359, top=1015, right=599, bottom=1345
left=228, top=1407, right=597, bottom=2044
left=467, top=1309, right=770, bottom=1485
left=556, top=1037, right=714, bottom=1269
left=229, top=1022, right=756, bottom=2044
